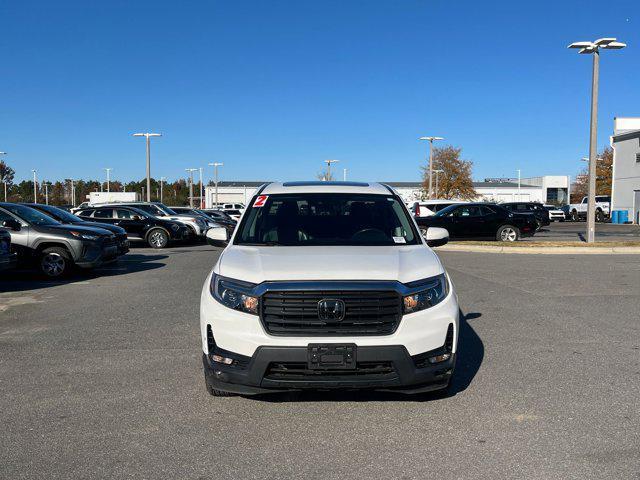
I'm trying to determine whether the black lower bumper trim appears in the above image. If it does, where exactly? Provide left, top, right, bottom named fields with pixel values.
left=203, top=344, right=455, bottom=395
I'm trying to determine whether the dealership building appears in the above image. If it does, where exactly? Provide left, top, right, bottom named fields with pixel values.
left=204, top=175, right=570, bottom=208
left=611, top=117, right=640, bottom=224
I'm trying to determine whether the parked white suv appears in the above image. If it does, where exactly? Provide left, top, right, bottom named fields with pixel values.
left=200, top=181, right=459, bottom=396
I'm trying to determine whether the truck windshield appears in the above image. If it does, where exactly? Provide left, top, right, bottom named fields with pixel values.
left=235, top=193, right=419, bottom=246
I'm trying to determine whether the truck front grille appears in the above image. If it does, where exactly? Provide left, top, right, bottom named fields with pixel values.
left=265, top=361, right=395, bottom=380
left=260, top=290, right=402, bottom=336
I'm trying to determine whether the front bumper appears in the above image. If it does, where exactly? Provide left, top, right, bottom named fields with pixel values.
left=76, top=242, right=120, bottom=268
left=200, top=271, right=459, bottom=393
left=203, top=345, right=455, bottom=395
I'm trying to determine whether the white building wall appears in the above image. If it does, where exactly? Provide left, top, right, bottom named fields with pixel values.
left=204, top=185, right=258, bottom=208
left=611, top=120, right=640, bottom=223
left=474, top=187, right=543, bottom=203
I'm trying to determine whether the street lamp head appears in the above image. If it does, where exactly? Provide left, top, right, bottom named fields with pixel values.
left=419, top=136, right=444, bottom=141
left=208, top=162, right=224, bottom=167
left=602, top=41, right=626, bottom=50
left=569, top=38, right=626, bottom=54
left=594, top=38, right=617, bottom=46
left=568, top=41, right=594, bottom=49
left=325, top=159, right=340, bottom=164
left=132, top=132, right=162, bottom=137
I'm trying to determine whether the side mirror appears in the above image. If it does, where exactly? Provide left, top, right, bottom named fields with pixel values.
left=206, top=227, right=228, bottom=246
left=424, top=227, right=449, bottom=247
left=2, top=219, right=21, bottom=231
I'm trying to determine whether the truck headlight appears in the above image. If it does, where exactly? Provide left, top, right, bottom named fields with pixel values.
left=403, top=273, right=448, bottom=313
left=210, top=274, right=259, bottom=315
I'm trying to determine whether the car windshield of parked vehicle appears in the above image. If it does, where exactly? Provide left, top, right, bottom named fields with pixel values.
left=37, top=205, right=81, bottom=223
left=235, top=193, right=419, bottom=246
left=153, top=204, right=178, bottom=216
left=131, top=204, right=163, bottom=216
left=3, top=204, right=61, bottom=226
left=433, top=204, right=460, bottom=217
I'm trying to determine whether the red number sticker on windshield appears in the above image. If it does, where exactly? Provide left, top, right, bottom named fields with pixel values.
left=253, top=195, right=268, bottom=207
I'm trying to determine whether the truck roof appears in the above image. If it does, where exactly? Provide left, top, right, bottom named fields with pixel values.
left=260, top=181, right=393, bottom=196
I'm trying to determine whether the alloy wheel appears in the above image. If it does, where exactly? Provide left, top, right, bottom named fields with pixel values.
left=150, top=231, right=167, bottom=248
left=500, top=227, right=517, bottom=242
left=41, top=253, right=65, bottom=277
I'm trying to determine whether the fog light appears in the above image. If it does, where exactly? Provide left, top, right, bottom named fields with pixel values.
left=428, top=353, right=451, bottom=364
left=211, top=354, right=234, bottom=365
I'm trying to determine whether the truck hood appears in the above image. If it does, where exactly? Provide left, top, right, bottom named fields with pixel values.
left=217, top=245, right=444, bottom=284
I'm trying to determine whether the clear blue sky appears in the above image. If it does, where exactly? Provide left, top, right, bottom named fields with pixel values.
left=1, top=0, right=638, bottom=183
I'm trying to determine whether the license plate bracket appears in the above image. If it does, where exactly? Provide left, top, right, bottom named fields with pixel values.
left=307, top=344, right=357, bottom=370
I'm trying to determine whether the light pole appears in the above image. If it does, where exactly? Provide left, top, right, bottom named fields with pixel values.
left=104, top=168, right=112, bottom=193
left=343, top=168, right=347, bottom=181
left=160, top=177, right=166, bottom=203
left=186, top=168, right=197, bottom=208
left=198, top=167, right=203, bottom=208
left=419, top=136, right=444, bottom=199
left=568, top=37, right=626, bottom=243
left=324, top=159, right=339, bottom=181
left=208, top=162, right=223, bottom=208
left=31, top=169, right=37, bottom=203
left=70, top=179, right=76, bottom=207
left=44, top=181, right=50, bottom=205
left=132, top=132, right=162, bottom=202
left=0, top=152, right=7, bottom=201
left=434, top=169, right=444, bottom=199
left=517, top=169, right=521, bottom=201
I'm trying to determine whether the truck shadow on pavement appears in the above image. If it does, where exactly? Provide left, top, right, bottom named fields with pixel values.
left=253, top=310, right=484, bottom=403
left=0, top=253, right=168, bottom=293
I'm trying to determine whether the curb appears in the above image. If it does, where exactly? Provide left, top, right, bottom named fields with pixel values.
left=436, top=245, right=640, bottom=255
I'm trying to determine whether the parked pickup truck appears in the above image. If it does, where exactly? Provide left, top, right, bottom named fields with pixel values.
left=567, top=195, right=610, bottom=222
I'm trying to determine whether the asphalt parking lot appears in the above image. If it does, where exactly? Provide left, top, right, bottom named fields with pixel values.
left=523, top=221, right=640, bottom=242
left=1, top=246, right=639, bottom=479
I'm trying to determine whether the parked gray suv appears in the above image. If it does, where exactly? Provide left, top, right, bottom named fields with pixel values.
left=0, top=203, right=122, bottom=277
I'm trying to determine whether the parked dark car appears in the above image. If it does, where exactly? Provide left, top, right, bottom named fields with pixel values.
left=172, top=207, right=237, bottom=235
left=501, top=202, right=550, bottom=229
left=201, top=209, right=238, bottom=226
left=0, top=203, right=121, bottom=277
left=0, top=227, right=18, bottom=272
left=415, top=203, right=537, bottom=242
left=75, top=206, right=188, bottom=248
left=24, top=203, right=129, bottom=255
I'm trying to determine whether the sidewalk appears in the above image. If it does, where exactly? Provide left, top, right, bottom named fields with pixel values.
left=438, top=242, right=640, bottom=254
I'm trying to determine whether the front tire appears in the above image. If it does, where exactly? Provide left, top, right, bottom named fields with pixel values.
left=39, top=247, right=72, bottom=277
left=497, top=225, right=520, bottom=242
left=147, top=228, right=169, bottom=249
left=595, top=209, right=604, bottom=223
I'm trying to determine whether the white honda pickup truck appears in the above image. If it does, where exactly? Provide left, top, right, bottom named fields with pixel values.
left=199, top=181, right=459, bottom=396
